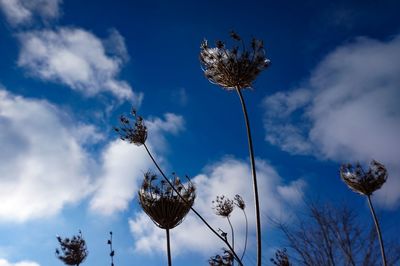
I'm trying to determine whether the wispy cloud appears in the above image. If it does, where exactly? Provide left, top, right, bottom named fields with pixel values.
left=17, top=27, right=142, bottom=103
left=0, top=0, right=61, bottom=26
left=129, top=157, right=305, bottom=259
left=0, top=88, right=92, bottom=222
left=263, top=34, right=400, bottom=208
left=0, top=259, right=40, bottom=266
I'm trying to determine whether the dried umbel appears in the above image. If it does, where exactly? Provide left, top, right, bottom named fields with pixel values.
left=138, top=172, right=196, bottom=229
left=200, top=31, right=270, bottom=90
left=55, top=231, right=88, bottom=266
left=340, top=160, right=388, bottom=196
left=213, top=195, right=234, bottom=217
left=114, top=108, right=147, bottom=146
left=270, top=248, right=291, bottom=266
left=209, top=249, right=234, bottom=266
left=234, top=194, right=245, bottom=210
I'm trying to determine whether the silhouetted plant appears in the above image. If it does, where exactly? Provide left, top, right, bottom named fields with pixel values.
left=340, top=160, right=389, bottom=266
left=107, top=231, right=115, bottom=266
left=200, top=31, right=271, bottom=266
left=211, top=194, right=249, bottom=265
left=114, top=109, right=243, bottom=265
left=275, top=202, right=400, bottom=266
left=138, top=171, right=195, bottom=266
left=270, top=248, right=291, bottom=266
left=55, top=231, right=88, bottom=266
left=209, top=248, right=234, bottom=266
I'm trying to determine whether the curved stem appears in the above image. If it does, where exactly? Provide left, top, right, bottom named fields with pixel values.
left=235, top=87, right=262, bottom=266
left=240, top=210, right=248, bottom=261
left=166, top=229, right=172, bottom=266
left=367, top=195, right=387, bottom=266
left=142, top=143, right=243, bottom=266
left=227, top=217, right=235, bottom=266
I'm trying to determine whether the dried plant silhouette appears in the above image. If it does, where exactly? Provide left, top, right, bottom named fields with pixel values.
left=138, top=171, right=195, bottom=265
left=270, top=249, right=291, bottom=266
left=275, top=203, right=400, bottom=266
left=55, top=231, right=88, bottom=266
left=200, top=31, right=270, bottom=266
left=107, top=231, right=115, bottom=266
left=210, top=194, right=249, bottom=266
left=114, top=109, right=243, bottom=265
left=340, top=160, right=389, bottom=266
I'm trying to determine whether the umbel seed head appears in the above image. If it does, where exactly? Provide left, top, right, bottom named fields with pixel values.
left=138, top=172, right=196, bottom=229
left=200, top=31, right=270, bottom=90
left=340, top=160, right=388, bottom=196
left=114, top=108, right=147, bottom=146
left=55, top=231, right=88, bottom=266
left=212, top=195, right=234, bottom=217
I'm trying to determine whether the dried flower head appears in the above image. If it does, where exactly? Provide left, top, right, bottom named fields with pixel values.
left=55, top=231, right=88, bottom=266
left=340, top=160, right=388, bottom=196
left=200, top=31, right=270, bottom=90
left=114, top=108, right=147, bottom=146
left=212, top=195, right=234, bottom=217
left=209, top=248, right=234, bottom=266
left=234, top=194, right=245, bottom=210
left=270, top=248, right=291, bottom=266
left=138, top=172, right=196, bottom=229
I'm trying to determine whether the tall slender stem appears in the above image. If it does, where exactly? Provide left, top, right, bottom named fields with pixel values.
left=240, top=210, right=248, bottom=261
left=166, top=229, right=172, bottom=266
left=142, top=143, right=243, bottom=265
left=235, top=87, right=262, bottom=266
left=367, top=195, right=387, bottom=266
left=227, top=217, right=235, bottom=266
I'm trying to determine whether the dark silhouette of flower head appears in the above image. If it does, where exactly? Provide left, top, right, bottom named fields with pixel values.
left=138, top=172, right=196, bottom=229
left=114, top=108, right=147, bottom=146
left=55, top=231, right=88, bottom=266
left=209, top=248, right=234, bottom=266
left=270, top=248, right=291, bottom=266
left=234, top=194, right=245, bottom=210
left=213, top=195, right=234, bottom=217
left=340, top=160, right=388, bottom=196
left=200, top=31, right=271, bottom=90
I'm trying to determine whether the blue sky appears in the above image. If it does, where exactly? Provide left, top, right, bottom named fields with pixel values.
left=0, top=0, right=399, bottom=265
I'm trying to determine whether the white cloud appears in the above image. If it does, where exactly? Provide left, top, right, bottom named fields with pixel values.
left=0, top=88, right=92, bottom=222
left=17, top=27, right=142, bottom=103
left=129, top=157, right=305, bottom=258
left=0, top=0, right=61, bottom=26
left=263, top=35, right=400, bottom=208
left=0, top=259, right=40, bottom=266
left=89, top=113, right=185, bottom=215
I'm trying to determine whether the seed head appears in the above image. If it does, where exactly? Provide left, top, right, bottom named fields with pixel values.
left=114, top=108, right=147, bottom=146
left=340, top=160, right=388, bottom=196
left=270, top=248, right=291, bottom=266
left=212, top=195, right=234, bottom=217
left=200, top=31, right=270, bottom=90
left=55, top=231, right=88, bottom=266
left=138, top=172, right=196, bottom=229
left=234, top=194, right=245, bottom=210
left=209, top=248, right=234, bottom=266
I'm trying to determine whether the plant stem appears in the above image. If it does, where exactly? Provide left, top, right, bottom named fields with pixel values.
left=227, top=216, right=235, bottom=266
left=166, top=229, right=172, bottom=266
left=142, top=143, right=243, bottom=266
left=235, top=87, right=262, bottom=266
left=240, top=210, right=248, bottom=261
left=367, top=195, right=387, bottom=266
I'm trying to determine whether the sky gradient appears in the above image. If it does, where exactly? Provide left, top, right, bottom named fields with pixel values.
left=0, top=0, right=399, bottom=265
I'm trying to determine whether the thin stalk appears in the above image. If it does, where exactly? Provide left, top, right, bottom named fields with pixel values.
left=367, top=195, right=387, bottom=266
left=227, top=216, right=235, bottom=266
left=142, top=143, right=243, bottom=266
left=235, top=87, right=262, bottom=266
left=240, top=210, right=248, bottom=261
left=166, top=229, right=172, bottom=266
